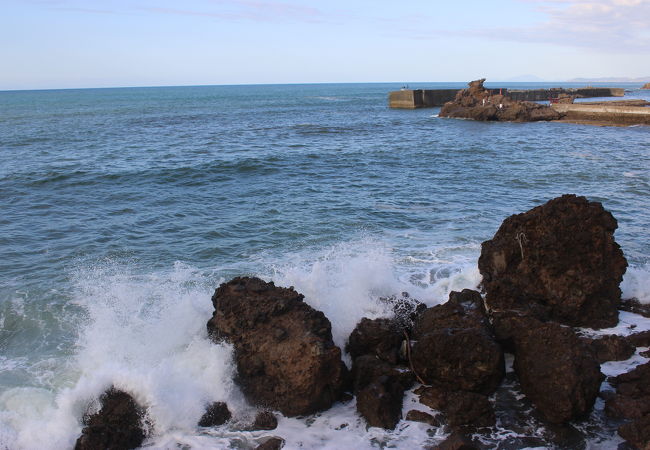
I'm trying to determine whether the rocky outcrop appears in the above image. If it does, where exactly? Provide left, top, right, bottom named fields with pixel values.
left=206, top=277, right=347, bottom=417
left=439, top=79, right=562, bottom=122
left=347, top=318, right=403, bottom=365
left=479, top=194, right=627, bottom=329
left=416, top=384, right=495, bottom=428
left=75, top=388, right=146, bottom=450
left=606, top=362, right=650, bottom=449
left=411, top=289, right=504, bottom=395
left=641, top=82, right=650, bottom=89
left=496, top=315, right=603, bottom=423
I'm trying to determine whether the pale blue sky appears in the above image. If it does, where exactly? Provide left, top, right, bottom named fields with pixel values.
left=2, top=0, right=649, bottom=89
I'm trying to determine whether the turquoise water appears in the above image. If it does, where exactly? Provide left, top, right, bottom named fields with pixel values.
left=1, top=83, right=650, bottom=448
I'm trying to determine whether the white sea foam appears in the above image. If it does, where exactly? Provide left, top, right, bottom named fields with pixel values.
left=622, top=263, right=650, bottom=304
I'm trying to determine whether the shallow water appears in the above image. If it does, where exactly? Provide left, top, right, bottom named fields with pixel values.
left=1, top=82, right=649, bottom=449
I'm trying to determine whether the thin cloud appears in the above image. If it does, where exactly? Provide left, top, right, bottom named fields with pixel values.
left=482, top=0, right=650, bottom=52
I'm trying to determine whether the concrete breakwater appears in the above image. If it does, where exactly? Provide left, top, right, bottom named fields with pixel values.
left=389, top=87, right=625, bottom=109
left=551, top=103, right=650, bottom=126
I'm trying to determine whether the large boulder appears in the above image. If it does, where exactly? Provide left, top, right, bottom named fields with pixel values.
left=416, top=384, right=495, bottom=428
left=75, top=388, right=146, bottom=450
left=206, top=277, right=347, bottom=417
left=439, top=79, right=562, bottom=122
left=347, top=318, right=403, bottom=365
left=479, top=194, right=627, bottom=329
left=411, top=289, right=504, bottom=395
left=499, top=315, right=603, bottom=424
left=641, top=82, right=650, bottom=89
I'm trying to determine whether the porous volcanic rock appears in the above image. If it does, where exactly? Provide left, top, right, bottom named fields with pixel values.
left=582, top=334, right=636, bottom=363
left=347, top=318, right=403, bottom=365
left=411, top=290, right=504, bottom=395
left=439, top=78, right=562, bottom=122
left=198, top=402, right=231, bottom=427
left=417, top=384, right=495, bottom=428
left=607, top=362, right=650, bottom=449
left=479, top=194, right=627, bottom=329
left=206, top=277, right=347, bottom=417
left=75, top=388, right=146, bottom=450
left=500, top=315, right=603, bottom=424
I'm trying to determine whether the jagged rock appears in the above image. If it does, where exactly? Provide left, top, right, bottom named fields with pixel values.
left=501, top=316, right=603, bottom=423
left=618, top=415, right=650, bottom=450
left=252, top=411, right=278, bottom=431
left=439, top=79, right=562, bottom=122
left=75, top=388, right=146, bottom=450
left=641, top=82, right=650, bottom=90
left=350, top=354, right=414, bottom=393
left=405, top=410, right=441, bottom=426
left=606, top=362, right=650, bottom=420
left=583, top=334, right=636, bottom=363
left=479, top=194, right=627, bottom=329
left=198, top=402, right=231, bottom=427
left=627, top=330, right=650, bottom=347
left=411, top=327, right=504, bottom=395
left=413, top=289, right=489, bottom=339
left=206, top=277, right=347, bottom=417
left=356, top=375, right=405, bottom=429
left=347, top=318, right=403, bottom=365
left=417, top=384, right=495, bottom=428
left=430, top=432, right=478, bottom=450
left=255, top=437, right=284, bottom=450
left=380, top=292, right=427, bottom=331
left=620, top=298, right=650, bottom=318
left=606, top=362, right=650, bottom=449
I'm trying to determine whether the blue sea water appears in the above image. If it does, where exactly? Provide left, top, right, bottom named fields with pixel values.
left=1, top=82, right=650, bottom=449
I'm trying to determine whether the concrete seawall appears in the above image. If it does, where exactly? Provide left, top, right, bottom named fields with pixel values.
left=389, top=87, right=625, bottom=109
left=551, top=104, right=650, bottom=126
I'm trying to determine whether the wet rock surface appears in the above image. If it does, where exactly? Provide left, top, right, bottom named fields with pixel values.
left=429, top=431, right=478, bottom=450
left=252, top=411, right=278, bottom=431
left=607, top=362, right=650, bottom=449
left=206, top=277, right=347, bottom=417
left=620, top=298, right=650, bottom=318
left=504, top=316, right=603, bottom=423
left=416, top=384, right=495, bottom=428
left=255, top=437, right=284, bottom=450
left=439, top=79, right=562, bottom=122
left=75, top=388, right=146, bottom=450
left=347, top=317, right=403, bottom=365
left=479, top=194, right=627, bottom=329
left=583, top=334, right=636, bottom=363
left=198, top=402, right=231, bottom=427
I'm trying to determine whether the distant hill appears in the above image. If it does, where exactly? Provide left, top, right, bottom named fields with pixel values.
left=568, top=77, right=650, bottom=83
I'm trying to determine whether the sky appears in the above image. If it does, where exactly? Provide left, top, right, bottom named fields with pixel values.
left=1, top=0, right=649, bottom=89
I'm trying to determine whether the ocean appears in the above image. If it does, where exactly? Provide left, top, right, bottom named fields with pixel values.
left=1, top=82, right=649, bottom=449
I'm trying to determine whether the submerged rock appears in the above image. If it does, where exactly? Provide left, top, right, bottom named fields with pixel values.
left=75, top=388, right=146, bottom=450
left=206, top=277, right=347, bottom=417
left=479, top=194, right=627, bottom=329
left=255, top=437, right=284, bottom=450
left=439, top=78, right=562, bottom=122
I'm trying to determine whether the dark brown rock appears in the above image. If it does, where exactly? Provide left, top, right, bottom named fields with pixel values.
left=618, top=414, right=650, bottom=450
left=206, top=277, right=347, bottom=417
left=255, top=437, right=284, bottom=450
left=417, top=384, right=495, bottom=428
left=356, top=375, right=405, bottom=429
left=380, top=292, right=427, bottom=331
left=439, top=79, right=562, bottom=122
left=479, top=194, right=627, bottom=329
left=506, top=316, right=603, bottom=423
left=351, top=354, right=414, bottom=393
left=198, top=402, right=231, bottom=427
left=627, top=330, right=650, bottom=347
left=405, top=409, right=441, bottom=426
left=413, top=289, right=489, bottom=339
left=606, top=362, right=650, bottom=420
left=411, top=327, right=504, bottom=395
left=252, top=411, right=278, bottom=431
left=430, top=432, right=478, bottom=450
left=583, top=334, right=636, bottom=363
left=75, top=388, right=146, bottom=450
left=620, top=298, right=650, bottom=318
left=347, top=318, right=403, bottom=365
